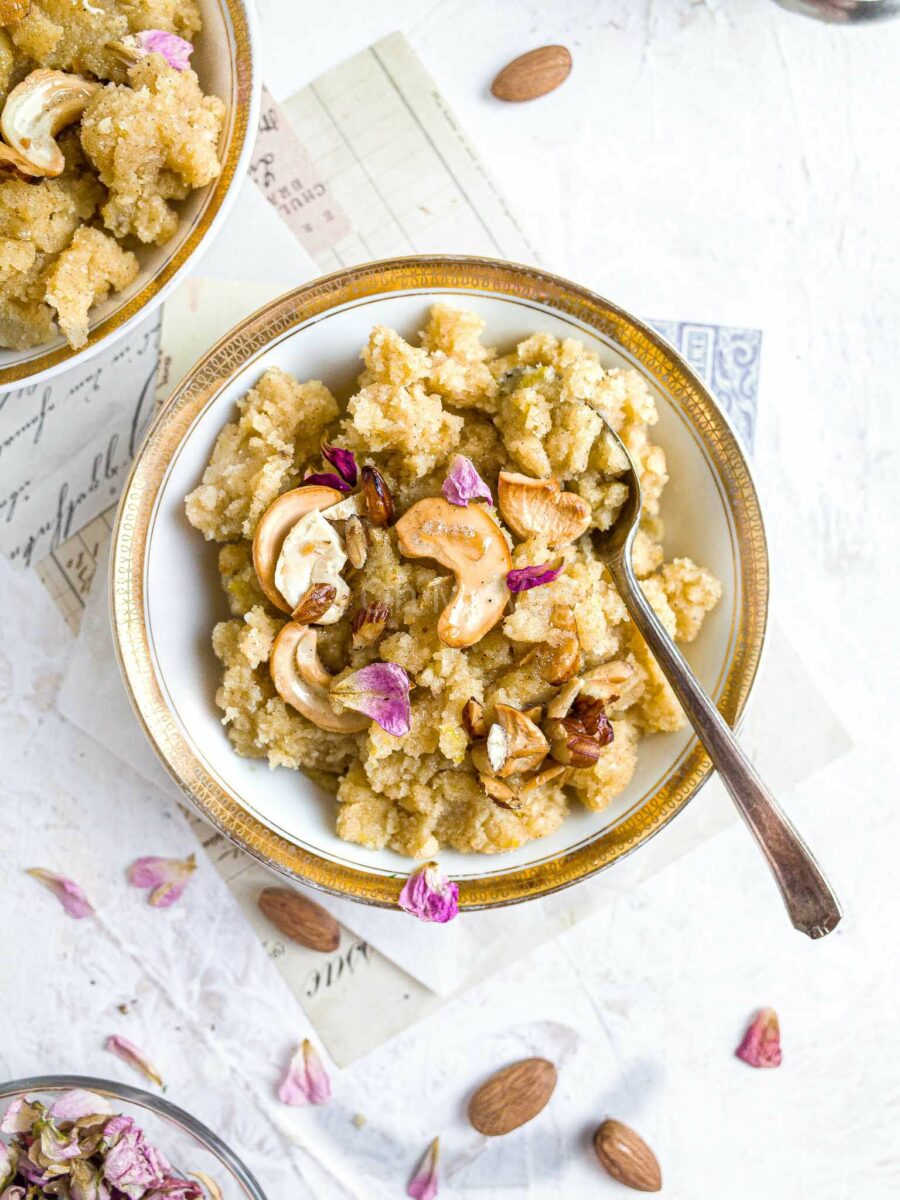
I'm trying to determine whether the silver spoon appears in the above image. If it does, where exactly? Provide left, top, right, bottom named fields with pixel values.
left=593, top=426, right=842, bottom=939
left=773, top=0, right=900, bottom=21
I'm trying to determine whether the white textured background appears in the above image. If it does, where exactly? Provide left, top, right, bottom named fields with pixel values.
left=2, top=1, right=899, bottom=1197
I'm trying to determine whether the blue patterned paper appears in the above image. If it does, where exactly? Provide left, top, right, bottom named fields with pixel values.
left=648, top=319, right=761, bottom=451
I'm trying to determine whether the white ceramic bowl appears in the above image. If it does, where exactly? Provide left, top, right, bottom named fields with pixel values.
left=0, top=0, right=259, bottom=391
left=112, top=257, right=769, bottom=911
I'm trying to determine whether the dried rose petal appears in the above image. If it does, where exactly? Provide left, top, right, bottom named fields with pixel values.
left=188, top=1171, right=224, bottom=1200
left=330, top=662, right=411, bottom=737
left=0, top=1187, right=26, bottom=1200
left=398, top=862, right=459, bottom=924
left=0, top=1099, right=42, bottom=1134
left=277, top=1038, right=331, bottom=1107
left=145, top=1179, right=204, bottom=1199
left=37, top=1119, right=82, bottom=1164
left=302, top=471, right=353, bottom=492
left=133, top=30, right=193, bottom=70
left=442, top=455, right=492, bottom=507
left=127, top=854, right=197, bottom=908
left=102, top=1116, right=171, bottom=1196
left=49, top=1090, right=112, bottom=1125
left=0, top=1141, right=18, bottom=1188
left=17, top=1153, right=52, bottom=1186
left=70, top=1117, right=108, bottom=1162
left=735, top=1007, right=782, bottom=1068
left=68, top=1159, right=108, bottom=1199
left=506, top=561, right=564, bottom=592
left=105, top=1035, right=164, bottom=1087
left=321, top=441, right=358, bottom=486
left=26, top=868, right=94, bottom=918
left=407, top=1136, right=439, bottom=1200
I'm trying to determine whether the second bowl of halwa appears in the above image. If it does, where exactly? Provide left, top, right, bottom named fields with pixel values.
left=0, top=0, right=257, bottom=387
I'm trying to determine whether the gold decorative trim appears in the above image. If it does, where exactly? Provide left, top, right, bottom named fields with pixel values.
left=112, top=257, right=769, bottom=910
left=0, top=0, right=256, bottom=388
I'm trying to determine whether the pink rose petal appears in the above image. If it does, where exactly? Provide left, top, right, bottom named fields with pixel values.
left=407, top=1136, right=439, bottom=1200
left=26, top=868, right=94, bottom=918
left=49, top=1089, right=112, bottom=1124
left=145, top=1179, right=204, bottom=1199
left=302, top=471, right=353, bottom=492
left=68, top=1159, right=108, bottom=1200
left=17, top=1155, right=51, bottom=1186
left=736, top=1007, right=782, bottom=1068
left=127, top=854, right=196, bottom=908
left=278, top=1039, right=331, bottom=1107
left=38, top=1121, right=81, bottom=1162
left=441, top=455, right=492, bottom=507
left=133, top=30, right=193, bottom=71
left=321, top=441, right=358, bottom=486
left=330, top=662, right=411, bottom=737
left=399, top=862, right=459, bottom=924
left=0, top=1141, right=18, bottom=1188
left=102, top=1117, right=171, bottom=1196
left=105, top=1035, right=164, bottom=1087
left=507, top=561, right=564, bottom=592
left=0, top=1099, right=41, bottom=1135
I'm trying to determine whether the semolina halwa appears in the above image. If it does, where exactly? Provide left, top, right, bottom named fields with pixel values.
left=0, top=0, right=223, bottom=351
left=185, top=305, right=722, bottom=860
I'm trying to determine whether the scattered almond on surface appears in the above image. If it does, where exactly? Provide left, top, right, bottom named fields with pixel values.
left=257, top=886, right=340, bottom=953
left=468, top=1057, right=557, bottom=1136
left=491, top=46, right=572, bottom=103
left=593, top=1119, right=662, bottom=1193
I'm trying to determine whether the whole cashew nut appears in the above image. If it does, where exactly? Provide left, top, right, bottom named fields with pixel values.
left=1, top=69, right=99, bottom=177
left=395, top=496, right=511, bottom=648
left=252, top=485, right=346, bottom=615
left=269, top=622, right=370, bottom=733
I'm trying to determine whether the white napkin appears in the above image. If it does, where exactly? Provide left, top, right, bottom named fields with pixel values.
left=58, top=534, right=850, bottom=996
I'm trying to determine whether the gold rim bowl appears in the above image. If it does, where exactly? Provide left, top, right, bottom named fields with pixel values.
left=111, top=256, right=769, bottom=911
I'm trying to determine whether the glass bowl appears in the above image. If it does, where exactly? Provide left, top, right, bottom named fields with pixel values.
left=0, top=1075, right=266, bottom=1199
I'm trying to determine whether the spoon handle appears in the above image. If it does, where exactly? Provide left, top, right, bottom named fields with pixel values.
left=607, top=554, right=842, bottom=939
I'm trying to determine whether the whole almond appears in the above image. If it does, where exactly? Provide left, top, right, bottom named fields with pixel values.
left=594, top=1119, right=662, bottom=1193
left=491, top=46, right=572, bottom=103
left=468, top=1057, right=556, bottom=1136
left=361, top=465, right=394, bottom=526
left=258, top=887, right=340, bottom=953
left=291, top=583, right=337, bottom=624
left=344, top=515, right=368, bottom=569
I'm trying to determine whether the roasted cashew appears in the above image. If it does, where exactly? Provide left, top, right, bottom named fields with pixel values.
left=1, top=69, right=99, bottom=178
left=252, top=485, right=346, bottom=615
left=395, top=496, right=511, bottom=648
left=269, top=623, right=370, bottom=733
left=497, top=471, right=591, bottom=546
